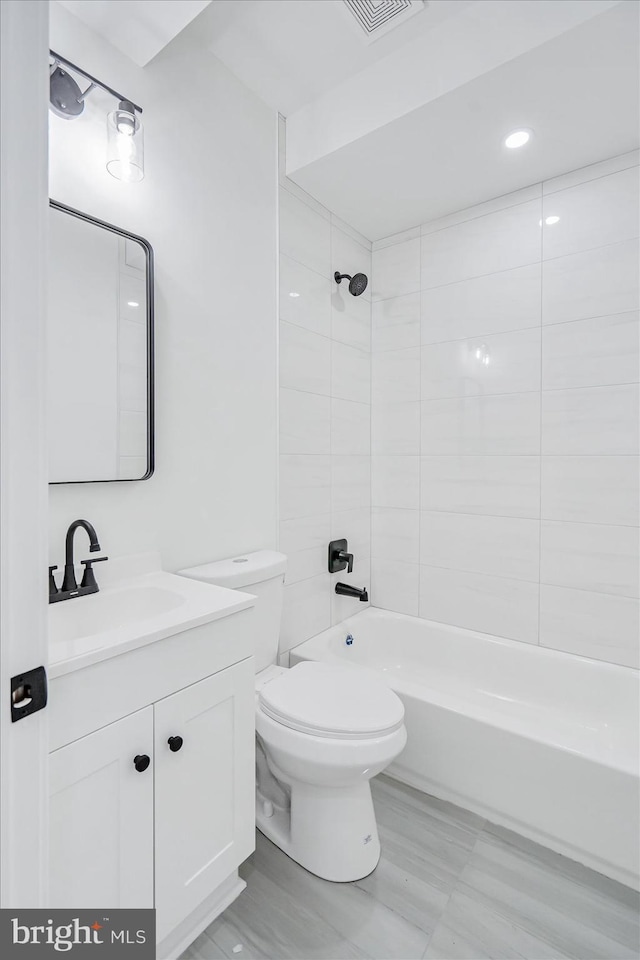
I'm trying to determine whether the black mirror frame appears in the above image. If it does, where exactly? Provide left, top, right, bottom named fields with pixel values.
left=48, top=199, right=155, bottom=483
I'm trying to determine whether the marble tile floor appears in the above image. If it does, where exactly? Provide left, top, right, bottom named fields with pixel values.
left=181, top=775, right=640, bottom=960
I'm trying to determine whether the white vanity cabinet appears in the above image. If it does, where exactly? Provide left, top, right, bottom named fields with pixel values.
left=49, top=706, right=155, bottom=909
left=154, top=659, right=255, bottom=942
left=48, top=586, right=257, bottom=960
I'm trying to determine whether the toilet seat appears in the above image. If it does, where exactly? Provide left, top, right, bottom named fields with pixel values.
left=258, top=660, right=404, bottom=740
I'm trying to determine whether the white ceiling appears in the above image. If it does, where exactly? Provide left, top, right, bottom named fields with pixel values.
left=55, top=0, right=638, bottom=241
left=198, top=0, right=476, bottom=115
left=290, top=2, right=639, bottom=239
left=55, top=0, right=212, bottom=66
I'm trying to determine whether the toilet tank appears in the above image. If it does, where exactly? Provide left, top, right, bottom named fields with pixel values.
left=178, top=551, right=287, bottom=673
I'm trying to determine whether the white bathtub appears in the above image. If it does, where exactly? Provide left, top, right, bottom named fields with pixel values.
left=291, top=607, right=640, bottom=891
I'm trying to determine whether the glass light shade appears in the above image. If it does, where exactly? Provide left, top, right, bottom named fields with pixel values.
left=106, top=105, right=144, bottom=182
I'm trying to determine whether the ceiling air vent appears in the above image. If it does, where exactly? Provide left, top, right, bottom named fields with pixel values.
left=343, top=0, right=425, bottom=42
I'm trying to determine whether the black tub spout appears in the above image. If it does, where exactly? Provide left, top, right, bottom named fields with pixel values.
left=335, top=582, right=368, bottom=602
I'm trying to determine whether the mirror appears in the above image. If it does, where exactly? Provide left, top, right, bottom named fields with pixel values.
left=48, top=201, right=154, bottom=483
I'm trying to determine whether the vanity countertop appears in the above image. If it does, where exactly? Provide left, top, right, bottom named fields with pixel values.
left=48, top=554, right=255, bottom=679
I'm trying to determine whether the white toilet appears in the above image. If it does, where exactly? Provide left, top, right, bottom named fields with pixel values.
left=179, top=550, right=406, bottom=882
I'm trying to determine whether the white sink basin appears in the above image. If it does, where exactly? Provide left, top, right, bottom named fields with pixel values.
left=49, top=583, right=186, bottom=645
left=48, top=556, right=256, bottom=679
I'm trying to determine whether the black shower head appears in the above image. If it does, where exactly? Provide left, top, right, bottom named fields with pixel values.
left=334, top=271, right=368, bottom=297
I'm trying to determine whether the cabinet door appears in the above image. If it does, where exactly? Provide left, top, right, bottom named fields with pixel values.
left=154, top=658, right=255, bottom=941
left=49, top=707, right=154, bottom=908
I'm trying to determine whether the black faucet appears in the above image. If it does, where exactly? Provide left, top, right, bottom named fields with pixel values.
left=335, top=582, right=368, bottom=602
left=50, top=519, right=108, bottom=603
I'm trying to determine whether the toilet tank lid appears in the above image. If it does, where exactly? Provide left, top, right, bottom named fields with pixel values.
left=178, top=550, right=287, bottom=588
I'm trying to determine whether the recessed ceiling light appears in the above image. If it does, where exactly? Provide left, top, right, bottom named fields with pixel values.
left=127, top=300, right=139, bottom=307
left=545, top=215, right=560, bottom=225
left=289, top=291, right=300, bottom=298
left=504, top=129, right=531, bottom=149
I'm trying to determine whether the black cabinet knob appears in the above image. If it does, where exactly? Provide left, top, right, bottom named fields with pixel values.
left=168, top=735, right=183, bottom=753
left=133, top=754, right=150, bottom=773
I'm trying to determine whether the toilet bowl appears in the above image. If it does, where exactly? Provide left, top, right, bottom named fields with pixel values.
left=179, top=551, right=407, bottom=882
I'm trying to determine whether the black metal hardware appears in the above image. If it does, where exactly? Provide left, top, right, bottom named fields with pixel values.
left=335, top=582, right=368, bottom=602
left=334, top=271, right=368, bottom=297
left=11, top=666, right=48, bottom=722
left=49, top=565, right=60, bottom=600
left=81, top=556, right=109, bottom=590
left=50, top=519, right=107, bottom=603
left=49, top=199, right=155, bottom=485
left=168, top=736, right=184, bottom=753
left=328, top=538, right=354, bottom=574
left=134, top=754, right=151, bottom=773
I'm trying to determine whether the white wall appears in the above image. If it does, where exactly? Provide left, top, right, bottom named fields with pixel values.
left=48, top=2, right=278, bottom=571
left=370, top=151, right=639, bottom=668
left=278, top=121, right=372, bottom=655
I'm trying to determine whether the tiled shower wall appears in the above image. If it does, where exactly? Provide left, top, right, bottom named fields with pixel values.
left=370, top=151, right=640, bottom=668
left=278, top=141, right=372, bottom=658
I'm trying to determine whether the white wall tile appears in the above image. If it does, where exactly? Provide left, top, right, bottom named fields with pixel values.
left=421, top=264, right=541, bottom=344
left=331, top=556, right=371, bottom=624
left=372, top=237, right=421, bottom=301
left=371, top=456, right=420, bottom=509
left=330, top=215, right=371, bottom=251
left=280, top=321, right=331, bottom=396
left=371, top=507, right=420, bottom=562
left=543, top=151, right=639, bottom=195
left=371, top=558, right=419, bottom=616
left=331, top=286, right=371, bottom=350
left=420, top=328, right=541, bottom=400
left=372, top=346, right=420, bottom=403
left=421, top=185, right=542, bottom=236
left=279, top=454, right=331, bottom=520
left=421, top=393, right=541, bottom=456
left=331, top=507, right=371, bottom=558
left=542, top=166, right=639, bottom=261
left=372, top=225, right=420, bottom=251
left=540, top=520, right=639, bottom=598
left=331, top=341, right=370, bottom=403
left=372, top=293, right=420, bottom=353
left=279, top=513, right=331, bottom=556
left=541, top=384, right=639, bottom=455
left=419, top=565, right=539, bottom=645
left=542, top=312, right=639, bottom=390
left=542, top=240, right=639, bottom=326
left=539, top=584, right=639, bottom=668
left=541, top=456, right=639, bottom=527
left=279, top=177, right=331, bottom=221
left=280, top=574, right=331, bottom=653
left=331, top=399, right=370, bottom=455
left=420, top=512, right=539, bottom=582
left=284, top=545, right=329, bottom=585
left=280, top=254, right=332, bottom=339
left=372, top=401, right=420, bottom=455
left=421, top=456, right=540, bottom=519
left=280, top=389, right=330, bottom=455
left=421, top=200, right=540, bottom=289
left=331, top=455, right=371, bottom=513
left=280, top=188, right=331, bottom=278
